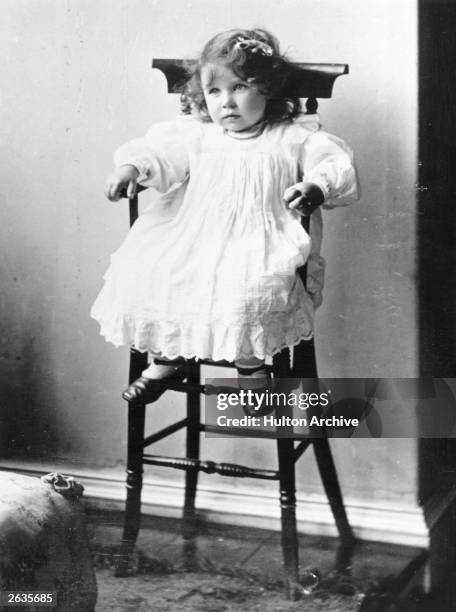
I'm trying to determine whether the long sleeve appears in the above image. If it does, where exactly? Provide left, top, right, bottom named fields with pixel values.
left=302, top=130, right=359, bottom=208
left=114, top=118, right=193, bottom=194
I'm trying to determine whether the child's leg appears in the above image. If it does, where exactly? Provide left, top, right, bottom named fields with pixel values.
left=122, top=355, right=187, bottom=402
left=142, top=355, right=185, bottom=379
left=235, top=357, right=268, bottom=390
left=235, top=357, right=274, bottom=416
left=235, top=356, right=265, bottom=372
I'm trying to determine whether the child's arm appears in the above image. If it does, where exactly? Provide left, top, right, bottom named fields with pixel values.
left=302, top=130, right=359, bottom=207
left=104, top=118, right=192, bottom=203
left=283, top=182, right=325, bottom=216
left=284, top=130, right=358, bottom=214
left=105, top=165, right=139, bottom=202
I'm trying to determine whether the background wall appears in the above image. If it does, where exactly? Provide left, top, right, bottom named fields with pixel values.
left=0, top=0, right=419, bottom=537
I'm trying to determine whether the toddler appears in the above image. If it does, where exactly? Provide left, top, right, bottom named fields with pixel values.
left=91, top=28, right=358, bottom=401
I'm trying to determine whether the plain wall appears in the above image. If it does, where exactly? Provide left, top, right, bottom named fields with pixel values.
left=0, top=0, right=418, bottom=508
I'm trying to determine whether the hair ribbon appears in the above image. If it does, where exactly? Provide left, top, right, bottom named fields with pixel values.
left=234, top=37, right=273, bottom=57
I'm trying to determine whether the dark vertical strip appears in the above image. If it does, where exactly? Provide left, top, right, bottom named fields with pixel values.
left=418, top=0, right=456, bottom=376
left=418, top=4, right=456, bottom=590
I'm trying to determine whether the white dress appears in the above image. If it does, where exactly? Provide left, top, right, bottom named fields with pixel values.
left=91, top=114, right=358, bottom=361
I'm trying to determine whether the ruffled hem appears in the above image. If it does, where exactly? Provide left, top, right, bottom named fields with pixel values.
left=91, top=305, right=314, bottom=362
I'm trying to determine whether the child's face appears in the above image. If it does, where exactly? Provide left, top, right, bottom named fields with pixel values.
left=201, top=64, right=267, bottom=132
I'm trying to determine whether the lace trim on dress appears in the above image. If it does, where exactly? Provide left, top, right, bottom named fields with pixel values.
left=92, top=306, right=314, bottom=362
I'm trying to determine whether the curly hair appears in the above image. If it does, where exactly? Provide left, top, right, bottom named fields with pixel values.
left=180, top=28, right=302, bottom=125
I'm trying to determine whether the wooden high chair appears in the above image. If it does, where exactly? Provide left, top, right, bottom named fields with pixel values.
left=115, top=59, right=355, bottom=600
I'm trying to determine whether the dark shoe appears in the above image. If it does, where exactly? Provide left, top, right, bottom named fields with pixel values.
left=122, top=366, right=187, bottom=403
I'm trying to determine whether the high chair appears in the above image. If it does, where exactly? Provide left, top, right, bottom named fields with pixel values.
left=115, top=59, right=355, bottom=600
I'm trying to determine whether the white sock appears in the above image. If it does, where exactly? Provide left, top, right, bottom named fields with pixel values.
left=235, top=360, right=268, bottom=390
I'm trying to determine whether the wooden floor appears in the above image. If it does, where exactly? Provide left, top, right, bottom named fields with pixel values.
left=86, top=509, right=430, bottom=610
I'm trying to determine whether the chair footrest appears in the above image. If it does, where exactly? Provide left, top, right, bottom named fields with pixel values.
left=142, top=453, right=279, bottom=480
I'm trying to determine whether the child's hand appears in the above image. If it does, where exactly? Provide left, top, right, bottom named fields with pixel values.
left=104, top=165, right=140, bottom=202
left=283, top=181, right=325, bottom=216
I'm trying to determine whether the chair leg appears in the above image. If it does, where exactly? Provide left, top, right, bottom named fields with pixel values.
left=182, top=360, right=201, bottom=565
left=312, top=438, right=355, bottom=545
left=292, top=338, right=318, bottom=378
left=115, top=402, right=146, bottom=576
left=116, top=350, right=148, bottom=576
left=273, top=349, right=302, bottom=598
left=277, top=437, right=301, bottom=600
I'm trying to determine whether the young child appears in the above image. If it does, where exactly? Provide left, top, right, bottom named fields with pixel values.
left=91, top=28, right=358, bottom=401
